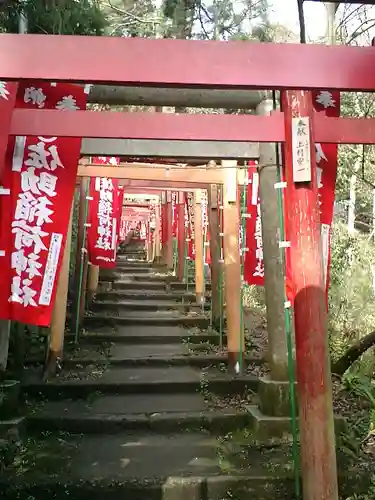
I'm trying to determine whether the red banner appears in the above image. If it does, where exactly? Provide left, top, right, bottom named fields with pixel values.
left=201, top=190, right=211, bottom=265
left=312, top=90, right=340, bottom=297
left=172, top=191, right=178, bottom=237
left=87, top=157, right=121, bottom=268
left=244, top=161, right=263, bottom=285
left=0, top=82, right=87, bottom=326
left=161, top=194, right=167, bottom=245
left=185, top=192, right=195, bottom=260
left=116, top=186, right=124, bottom=243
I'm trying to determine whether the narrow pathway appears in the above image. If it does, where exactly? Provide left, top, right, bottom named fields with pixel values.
left=1, top=242, right=304, bottom=499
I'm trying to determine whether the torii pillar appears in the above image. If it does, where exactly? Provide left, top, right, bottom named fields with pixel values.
left=222, top=160, right=243, bottom=373
left=72, top=178, right=89, bottom=332
left=160, top=192, right=167, bottom=264
left=177, top=191, right=186, bottom=281
left=154, top=200, right=162, bottom=263
left=207, top=178, right=221, bottom=328
left=283, top=90, right=338, bottom=500
left=165, top=191, right=174, bottom=269
left=45, top=201, right=74, bottom=378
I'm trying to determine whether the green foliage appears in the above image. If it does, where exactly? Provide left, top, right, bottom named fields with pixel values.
left=340, top=373, right=375, bottom=472
left=0, top=0, right=107, bottom=35
left=328, top=222, right=375, bottom=368
left=337, top=92, right=375, bottom=230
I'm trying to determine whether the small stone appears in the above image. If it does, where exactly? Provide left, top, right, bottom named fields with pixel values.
left=120, top=458, right=130, bottom=468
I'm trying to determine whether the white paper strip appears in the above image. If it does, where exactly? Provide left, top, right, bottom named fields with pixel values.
left=251, top=172, right=259, bottom=205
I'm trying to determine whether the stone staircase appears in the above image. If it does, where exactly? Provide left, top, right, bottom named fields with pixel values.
left=0, top=242, right=365, bottom=499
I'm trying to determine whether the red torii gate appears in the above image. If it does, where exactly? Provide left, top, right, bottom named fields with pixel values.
left=2, top=34, right=375, bottom=500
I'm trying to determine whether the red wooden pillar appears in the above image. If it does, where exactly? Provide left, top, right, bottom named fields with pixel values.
left=177, top=191, right=186, bottom=281
left=282, top=90, right=338, bottom=500
left=160, top=192, right=167, bottom=264
left=165, top=191, right=174, bottom=269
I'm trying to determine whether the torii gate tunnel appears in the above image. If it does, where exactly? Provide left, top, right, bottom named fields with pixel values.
left=2, top=34, right=375, bottom=500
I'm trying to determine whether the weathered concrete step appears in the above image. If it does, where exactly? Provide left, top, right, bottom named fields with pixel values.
left=112, top=280, right=211, bottom=291
left=66, top=325, right=222, bottom=345
left=114, top=266, right=167, bottom=273
left=91, top=300, right=211, bottom=312
left=0, top=432, right=366, bottom=500
left=28, top=405, right=250, bottom=434
left=27, top=354, right=261, bottom=370
left=83, top=313, right=210, bottom=328
left=23, top=366, right=258, bottom=399
left=116, top=259, right=163, bottom=266
left=101, top=272, right=174, bottom=282
left=95, top=290, right=208, bottom=302
left=118, top=254, right=146, bottom=259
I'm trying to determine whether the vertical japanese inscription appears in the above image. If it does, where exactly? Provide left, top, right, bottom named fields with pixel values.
left=291, top=116, right=312, bottom=183
left=95, top=177, right=115, bottom=263
left=251, top=172, right=264, bottom=279
left=10, top=135, right=64, bottom=307
left=8, top=84, right=81, bottom=309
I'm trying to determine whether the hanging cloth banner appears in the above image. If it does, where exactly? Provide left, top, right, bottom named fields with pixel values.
left=243, top=161, right=264, bottom=285
left=120, top=217, right=126, bottom=241
left=312, top=90, right=340, bottom=298
left=201, top=190, right=211, bottom=265
left=139, top=220, right=147, bottom=240
left=172, top=191, right=178, bottom=237
left=185, top=192, right=195, bottom=260
left=116, top=186, right=124, bottom=243
left=87, top=157, right=121, bottom=269
left=0, top=82, right=87, bottom=326
left=161, top=193, right=167, bottom=245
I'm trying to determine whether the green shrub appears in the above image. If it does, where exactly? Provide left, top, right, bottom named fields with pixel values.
left=328, top=221, right=375, bottom=371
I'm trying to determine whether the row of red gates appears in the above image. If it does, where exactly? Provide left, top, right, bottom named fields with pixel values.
left=0, top=79, right=340, bottom=327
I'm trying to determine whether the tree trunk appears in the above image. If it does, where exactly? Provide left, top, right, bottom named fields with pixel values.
left=331, top=330, right=375, bottom=376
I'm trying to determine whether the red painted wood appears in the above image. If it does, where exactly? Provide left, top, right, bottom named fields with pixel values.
left=10, top=109, right=284, bottom=142
left=177, top=197, right=186, bottom=281
left=1, top=34, right=375, bottom=91
left=282, top=90, right=338, bottom=500
left=10, top=107, right=375, bottom=144
left=313, top=114, right=375, bottom=144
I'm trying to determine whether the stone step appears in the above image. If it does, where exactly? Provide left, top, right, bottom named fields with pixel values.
left=27, top=395, right=250, bottom=434
left=23, top=366, right=258, bottom=399
left=118, top=253, right=146, bottom=259
left=110, top=267, right=166, bottom=274
left=116, top=258, right=167, bottom=272
left=101, top=272, right=199, bottom=282
left=65, top=325, right=223, bottom=345
left=112, top=281, right=211, bottom=291
left=0, top=432, right=364, bottom=500
left=95, top=290, right=208, bottom=302
left=101, top=272, right=175, bottom=282
left=91, top=300, right=211, bottom=312
left=82, top=313, right=210, bottom=328
left=26, top=354, right=262, bottom=370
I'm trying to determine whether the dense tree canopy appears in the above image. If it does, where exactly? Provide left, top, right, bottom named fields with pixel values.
left=0, top=0, right=107, bottom=35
